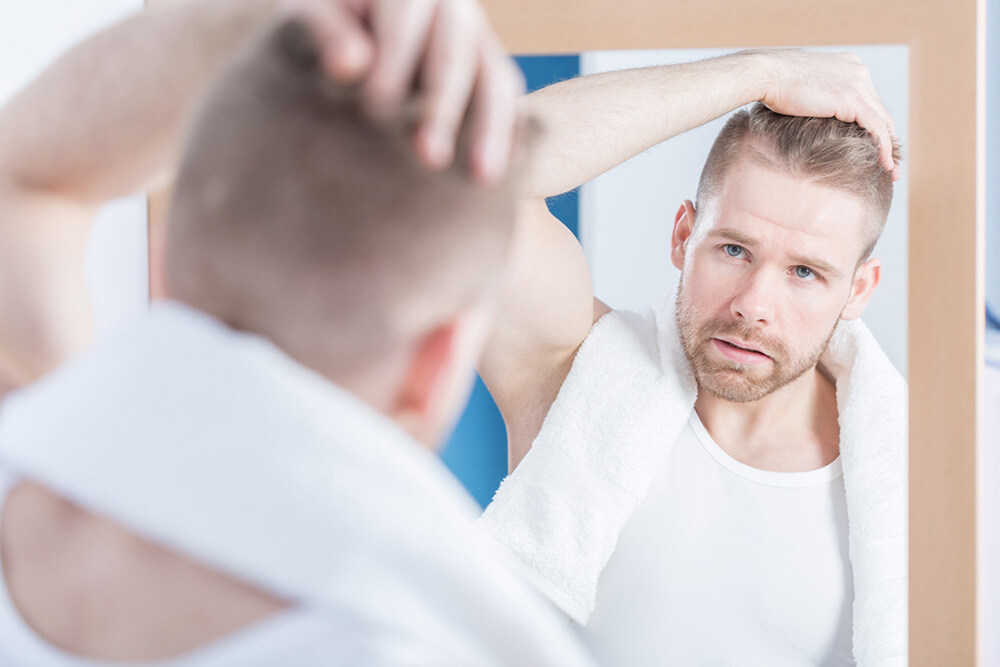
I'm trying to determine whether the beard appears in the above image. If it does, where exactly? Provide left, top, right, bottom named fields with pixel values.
left=674, top=275, right=839, bottom=403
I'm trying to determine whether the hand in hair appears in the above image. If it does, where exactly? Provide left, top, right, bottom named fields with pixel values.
left=754, top=49, right=901, bottom=181
left=281, top=0, right=525, bottom=183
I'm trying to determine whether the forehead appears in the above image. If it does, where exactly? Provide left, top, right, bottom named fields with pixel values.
left=699, top=157, right=869, bottom=265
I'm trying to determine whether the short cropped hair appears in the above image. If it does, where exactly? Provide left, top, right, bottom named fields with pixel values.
left=166, top=20, right=531, bottom=370
left=695, top=103, right=901, bottom=261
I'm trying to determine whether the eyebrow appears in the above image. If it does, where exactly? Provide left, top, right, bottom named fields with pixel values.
left=708, top=228, right=757, bottom=246
left=707, top=227, right=844, bottom=279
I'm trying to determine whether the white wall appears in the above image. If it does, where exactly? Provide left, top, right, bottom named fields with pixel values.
left=579, top=45, right=909, bottom=377
left=0, top=0, right=149, bottom=341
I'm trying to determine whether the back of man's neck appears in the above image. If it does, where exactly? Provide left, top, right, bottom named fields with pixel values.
left=694, top=367, right=841, bottom=473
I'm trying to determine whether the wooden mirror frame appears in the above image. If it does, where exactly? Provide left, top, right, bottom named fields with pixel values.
left=148, top=0, right=986, bottom=662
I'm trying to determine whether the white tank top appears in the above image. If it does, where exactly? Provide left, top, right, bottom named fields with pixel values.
left=0, top=467, right=373, bottom=667
left=584, top=412, right=855, bottom=666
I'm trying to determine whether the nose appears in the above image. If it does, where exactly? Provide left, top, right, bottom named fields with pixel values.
left=729, top=269, right=777, bottom=326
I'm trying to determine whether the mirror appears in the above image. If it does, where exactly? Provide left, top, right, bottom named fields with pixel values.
left=443, top=45, right=910, bottom=664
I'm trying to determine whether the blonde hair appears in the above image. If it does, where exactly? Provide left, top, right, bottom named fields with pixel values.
left=696, top=103, right=901, bottom=261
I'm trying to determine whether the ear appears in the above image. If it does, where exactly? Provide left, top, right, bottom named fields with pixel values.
left=840, top=258, right=882, bottom=321
left=394, top=320, right=460, bottom=421
left=670, top=200, right=697, bottom=271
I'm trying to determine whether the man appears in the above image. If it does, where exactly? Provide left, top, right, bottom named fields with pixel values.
left=0, top=1, right=597, bottom=664
left=477, top=62, right=906, bottom=664
left=0, top=2, right=897, bottom=664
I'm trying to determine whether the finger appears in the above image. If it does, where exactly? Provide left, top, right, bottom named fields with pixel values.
left=852, top=64, right=896, bottom=172
left=319, top=20, right=375, bottom=82
left=851, top=101, right=895, bottom=172
left=342, top=0, right=369, bottom=14
left=469, top=41, right=523, bottom=183
left=862, top=79, right=899, bottom=171
left=879, top=98, right=899, bottom=167
left=283, top=0, right=374, bottom=82
left=876, top=107, right=898, bottom=172
left=834, top=89, right=893, bottom=173
left=414, top=1, right=481, bottom=169
left=365, top=0, right=438, bottom=114
left=870, top=88, right=897, bottom=141
left=859, top=93, right=895, bottom=171
left=869, top=103, right=896, bottom=172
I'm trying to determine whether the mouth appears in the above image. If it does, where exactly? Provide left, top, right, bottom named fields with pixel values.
left=713, top=337, right=772, bottom=365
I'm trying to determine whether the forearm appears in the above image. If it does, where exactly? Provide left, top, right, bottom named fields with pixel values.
left=520, top=50, right=770, bottom=199
left=0, top=0, right=274, bottom=205
left=0, top=0, right=275, bottom=392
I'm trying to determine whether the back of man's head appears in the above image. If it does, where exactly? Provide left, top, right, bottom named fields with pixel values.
left=696, top=103, right=900, bottom=261
left=165, top=19, right=527, bottom=380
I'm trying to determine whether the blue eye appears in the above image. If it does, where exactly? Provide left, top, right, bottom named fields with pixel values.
left=794, top=266, right=816, bottom=280
left=723, top=244, right=745, bottom=258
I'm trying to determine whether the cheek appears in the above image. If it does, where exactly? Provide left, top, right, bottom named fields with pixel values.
left=784, top=292, right=844, bottom=340
left=681, top=260, right=737, bottom=311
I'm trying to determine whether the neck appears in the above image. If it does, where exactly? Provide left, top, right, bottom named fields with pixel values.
left=694, top=366, right=840, bottom=472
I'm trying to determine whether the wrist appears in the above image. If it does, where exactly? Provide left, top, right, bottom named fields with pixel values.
left=730, top=49, right=777, bottom=106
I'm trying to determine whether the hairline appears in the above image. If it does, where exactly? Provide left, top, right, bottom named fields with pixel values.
left=695, top=144, right=883, bottom=267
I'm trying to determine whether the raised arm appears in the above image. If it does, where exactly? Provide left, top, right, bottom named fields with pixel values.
left=0, top=0, right=522, bottom=396
left=482, top=49, right=897, bottom=470
left=0, top=0, right=278, bottom=393
left=0, top=1, right=279, bottom=210
left=520, top=49, right=896, bottom=200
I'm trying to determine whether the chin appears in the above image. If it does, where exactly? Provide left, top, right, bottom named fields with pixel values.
left=699, top=374, right=775, bottom=403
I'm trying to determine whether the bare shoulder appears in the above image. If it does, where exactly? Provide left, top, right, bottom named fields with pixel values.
left=1, top=480, right=286, bottom=661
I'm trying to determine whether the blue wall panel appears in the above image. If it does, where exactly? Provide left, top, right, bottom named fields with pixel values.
left=439, top=55, right=580, bottom=509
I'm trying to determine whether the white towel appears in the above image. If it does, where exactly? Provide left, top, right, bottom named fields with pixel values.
left=479, top=295, right=907, bottom=666
left=0, top=301, right=596, bottom=666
